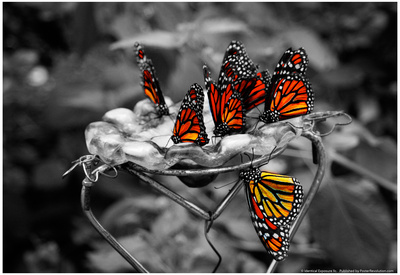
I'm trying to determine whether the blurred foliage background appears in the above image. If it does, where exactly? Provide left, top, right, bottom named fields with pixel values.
left=3, top=2, right=397, bottom=273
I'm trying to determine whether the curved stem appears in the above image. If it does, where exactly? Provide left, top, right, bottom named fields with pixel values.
left=124, top=167, right=246, bottom=222
left=123, top=145, right=286, bottom=176
left=124, top=168, right=211, bottom=220
left=211, top=179, right=244, bottom=220
left=290, top=131, right=326, bottom=239
left=82, top=130, right=326, bottom=273
left=204, top=216, right=222, bottom=273
left=267, top=130, right=326, bottom=273
left=81, top=180, right=149, bottom=273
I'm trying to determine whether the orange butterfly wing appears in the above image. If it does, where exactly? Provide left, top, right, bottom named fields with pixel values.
left=171, top=84, right=208, bottom=146
left=248, top=191, right=291, bottom=261
left=238, top=71, right=270, bottom=110
left=221, top=85, right=245, bottom=131
left=254, top=171, right=303, bottom=226
left=261, top=47, right=313, bottom=123
left=240, top=167, right=304, bottom=261
left=204, top=65, right=245, bottom=137
left=271, top=47, right=309, bottom=83
left=218, top=41, right=270, bottom=111
left=134, top=42, right=169, bottom=116
left=262, top=74, right=313, bottom=123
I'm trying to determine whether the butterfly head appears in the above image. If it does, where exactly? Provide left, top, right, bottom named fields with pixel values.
left=239, top=167, right=261, bottom=183
left=171, top=135, right=180, bottom=144
left=259, top=110, right=279, bottom=124
left=273, top=47, right=309, bottom=80
left=134, top=42, right=146, bottom=62
left=203, top=65, right=213, bottom=83
left=156, top=103, right=170, bottom=116
left=226, top=40, right=244, bottom=56
left=213, top=123, right=230, bottom=137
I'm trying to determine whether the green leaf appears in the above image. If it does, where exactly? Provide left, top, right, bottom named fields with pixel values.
left=309, top=176, right=393, bottom=269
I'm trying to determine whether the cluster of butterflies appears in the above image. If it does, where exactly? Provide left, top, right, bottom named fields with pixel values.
left=134, top=40, right=314, bottom=145
left=134, top=41, right=310, bottom=261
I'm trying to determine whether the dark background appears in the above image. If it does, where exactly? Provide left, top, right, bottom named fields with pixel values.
left=3, top=2, right=397, bottom=272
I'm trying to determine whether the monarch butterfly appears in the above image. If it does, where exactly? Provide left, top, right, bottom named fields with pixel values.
left=270, top=47, right=309, bottom=83
left=260, top=48, right=314, bottom=124
left=203, top=65, right=245, bottom=137
left=171, top=83, right=209, bottom=146
left=217, top=41, right=258, bottom=85
left=217, top=41, right=270, bottom=111
left=239, top=166, right=303, bottom=261
left=134, top=42, right=169, bottom=116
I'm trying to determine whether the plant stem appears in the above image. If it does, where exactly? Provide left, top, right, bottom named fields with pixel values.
left=124, top=168, right=211, bottom=220
left=123, top=167, right=246, bottom=222
left=266, top=130, right=326, bottom=273
left=211, top=179, right=244, bottom=220
left=82, top=129, right=326, bottom=273
left=123, top=145, right=286, bottom=176
left=81, top=180, right=149, bottom=273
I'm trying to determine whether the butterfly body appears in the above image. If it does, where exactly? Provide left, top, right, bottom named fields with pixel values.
left=171, top=83, right=209, bottom=146
left=239, top=167, right=303, bottom=261
left=204, top=65, right=245, bottom=137
left=260, top=47, right=314, bottom=124
left=134, top=42, right=169, bottom=117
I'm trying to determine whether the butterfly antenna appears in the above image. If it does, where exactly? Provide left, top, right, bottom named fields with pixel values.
left=168, top=111, right=176, bottom=123
left=242, top=151, right=253, bottom=163
left=248, top=148, right=256, bottom=167
left=214, top=178, right=238, bottom=189
left=266, top=145, right=278, bottom=164
left=254, top=104, right=263, bottom=115
left=204, top=213, right=222, bottom=273
left=246, top=106, right=263, bottom=133
left=246, top=118, right=261, bottom=134
left=164, top=136, right=172, bottom=148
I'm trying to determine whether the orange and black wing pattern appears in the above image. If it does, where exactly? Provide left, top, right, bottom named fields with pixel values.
left=217, top=41, right=258, bottom=86
left=271, top=47, right=309, bottom=83
left=134, top=42, right=169, bottom=116
left=171, top=83, right=208, bottom=146
left=260, top=47, right=313, bottom=123
left=240, top=71, right=271, bottom=111
left=217, top=41, right=270, bottom=111
left=204, top=65, right=245, bottom=137
left=240, top=167, right=303, bottom=261
left=261, top=74, right=314, bottom=123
